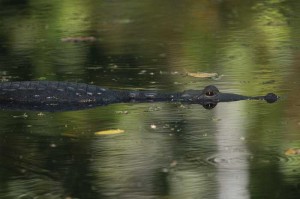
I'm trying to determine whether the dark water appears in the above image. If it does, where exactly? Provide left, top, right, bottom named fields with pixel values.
left=1, top=0, right=300, bottom=198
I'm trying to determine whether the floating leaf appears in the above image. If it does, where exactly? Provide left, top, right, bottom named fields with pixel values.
left=170, top=160, right=177, bottom=167
left=37, top=112, right=45, bottom=116
left=150, top=124, right=157, bottom=129
left=115, top=110, right=129, bottom=114
left=62, top=133, right=78, bottom=138
left=187, top=72, right=218, bottom=78
left=284, top=148, right=300, bottom=156
left=61, top=36, right=96, bottom=42
left=37, top=77, right=47, bottom=80
left=95, top=129, right=124, bottom=135
left=12, top=113, right=28, bottom=118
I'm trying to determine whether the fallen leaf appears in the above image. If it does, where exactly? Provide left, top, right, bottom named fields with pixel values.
left=37, top=112, right=45, bottom=116
left=150, top=124, right=157, bottom=129
left=62, top=133, right=78, bottom=138
left=170, top=160, right=177, bottom=167
left=50, top=143, right=57, bottom=148
left=95, top=129, right=124, bottom=135
left=12, top=113, right=28, bottom=118
left=187, top=72, right=218, bottom=78
left=61, top=36, right=96, bottom=42
left=37, top=77, right=47, bottom=80
left=285, top=148, right=300, bottom=156
left=115, top=110, right=129, bottom=114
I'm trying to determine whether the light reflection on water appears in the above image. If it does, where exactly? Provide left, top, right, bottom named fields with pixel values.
left=0, top=100, right=284, bottom=198
left=215, top=102, right=249, bottom=199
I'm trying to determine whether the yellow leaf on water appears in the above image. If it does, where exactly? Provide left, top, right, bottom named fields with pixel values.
left=187, top=72, right=218, bottom=78
left=95, top=129, right=125, bottom=135
left=284, top=148, right=300, bottom=156
left=285, top=148, right=296, bottom=155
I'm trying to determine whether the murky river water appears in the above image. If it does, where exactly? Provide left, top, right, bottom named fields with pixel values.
left=1, top=0, right=300, bottom=198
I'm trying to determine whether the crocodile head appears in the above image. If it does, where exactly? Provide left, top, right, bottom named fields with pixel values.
left=183, top=85, right=278, bottom=109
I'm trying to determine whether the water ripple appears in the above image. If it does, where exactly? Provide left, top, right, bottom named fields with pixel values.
left=206, top=154, right=250, bottom=169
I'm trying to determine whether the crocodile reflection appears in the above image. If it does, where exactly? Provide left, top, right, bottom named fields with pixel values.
left=0, top=81, right=278, bottom=111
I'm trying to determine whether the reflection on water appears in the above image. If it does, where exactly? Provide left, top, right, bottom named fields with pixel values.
left=0, top=101, right=286, bottom=198
left=1, top=0, right=300, bottom=198
left=215, top=103, right=249, bottom=199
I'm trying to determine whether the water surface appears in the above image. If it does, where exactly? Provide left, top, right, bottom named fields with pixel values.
left=0, top=0, right=300, bottom=198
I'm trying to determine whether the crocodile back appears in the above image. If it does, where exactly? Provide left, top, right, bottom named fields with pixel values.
left=0, top=81, right=118, bottom=105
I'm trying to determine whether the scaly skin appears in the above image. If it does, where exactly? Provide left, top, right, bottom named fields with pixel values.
left=0, top=81, right=278, bottom=111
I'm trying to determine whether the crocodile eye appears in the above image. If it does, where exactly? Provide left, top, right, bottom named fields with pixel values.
left=203, top=85, right=219, bottom=97
left=205, top=91, right=215, bottom=96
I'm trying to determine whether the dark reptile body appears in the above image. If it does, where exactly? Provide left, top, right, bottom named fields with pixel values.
left=0, top=81, right=183, bottom=110
left=0, top=81, right=278, bottom=111
left=0, top=81, right=125, bottom=104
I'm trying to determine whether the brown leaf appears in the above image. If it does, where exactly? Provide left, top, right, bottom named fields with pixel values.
left=187, top=72, right=218, bottom=78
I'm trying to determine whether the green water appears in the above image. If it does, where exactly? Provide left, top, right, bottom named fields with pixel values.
left=0, top=0, right=300, bottom=198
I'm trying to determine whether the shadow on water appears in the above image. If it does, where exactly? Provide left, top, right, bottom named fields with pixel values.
left=0, top=134, right=101, bottom=198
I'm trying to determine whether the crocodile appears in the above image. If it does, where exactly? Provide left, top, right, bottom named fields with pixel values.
left=0, top=81, right=278, bottom=111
